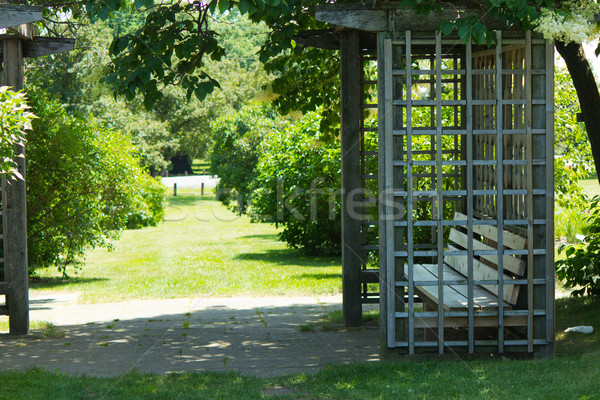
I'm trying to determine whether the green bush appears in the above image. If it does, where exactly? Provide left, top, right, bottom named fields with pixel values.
left=251, top=112, right=342, bottom=255
left=26, top=88, right=167, bottom=275
left=210, top=103, right=280, bottom=214
left=556, top=196, right=600, bottom=297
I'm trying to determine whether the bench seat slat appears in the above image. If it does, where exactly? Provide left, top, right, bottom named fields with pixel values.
left=405, top=264, right=511, bottom=311
left=444, top=246, right=520, bottom=305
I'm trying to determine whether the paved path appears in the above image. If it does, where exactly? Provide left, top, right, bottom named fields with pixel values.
left=0, top=295, right=379, bottom=377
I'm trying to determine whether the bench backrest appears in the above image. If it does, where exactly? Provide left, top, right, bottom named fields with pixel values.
left=444, top=212, right=527, bottom=305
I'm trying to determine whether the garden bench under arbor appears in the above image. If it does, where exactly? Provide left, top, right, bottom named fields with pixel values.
left=305, top=1, right=556, bottom=357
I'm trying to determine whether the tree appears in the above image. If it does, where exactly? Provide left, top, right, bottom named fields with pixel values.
left=26, top=88, right=167, bottom=275
left=27, top=11, right=269, bottom=175
left=210, top=103, right=281, bottom=214
left=70, top=0, right=600, bottom=186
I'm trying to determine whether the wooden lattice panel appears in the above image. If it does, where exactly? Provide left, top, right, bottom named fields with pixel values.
left=379, top=31, right=555, bottom=356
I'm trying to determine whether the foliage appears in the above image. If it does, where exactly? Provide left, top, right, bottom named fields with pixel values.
left=27, top=13, right=269, bottom=174
left=534, top=0, right=600, bottom=43
left=26, top=88, right=166, bottom=275
left=557, top=196, right=600, bottom=297
left=0, top=87, right=35, bottom=180
left=210, top=103, right=280, bottom=214
left=554, top=66, right=594, bottom=209
left=252, top=111, right=342, bottom=255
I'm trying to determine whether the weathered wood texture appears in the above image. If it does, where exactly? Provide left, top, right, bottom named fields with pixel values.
left=1, top=38, right=29, bottom=336
left=340, top=30, right=363, bottom=327
left=378, top=31, right=554, bottom=356
left=22, top=37, right=75, bottom=58
left=315, top=3, right=518, bottom=32
left=0, top=5, right=42, bottom=29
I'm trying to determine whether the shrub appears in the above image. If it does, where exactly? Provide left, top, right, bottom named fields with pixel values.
left=26, top=88, right=167, bottom=275
left=556, top=196, right=600, bottom=297
left=251, top=111, right=342, bottom=255
left=210, top=103, right=280, bottom=214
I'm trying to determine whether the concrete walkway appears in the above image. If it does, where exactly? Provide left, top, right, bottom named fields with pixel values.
left=0, top=295, right=379, bottom=377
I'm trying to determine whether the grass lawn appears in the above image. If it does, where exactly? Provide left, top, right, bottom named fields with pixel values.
left=579, top=177, right=600, bottom=197
left=29, top=190, right=342, bottom=303
left=192, top=159, right=211, bottom=175
left=0, top=296, right=598, bottom=399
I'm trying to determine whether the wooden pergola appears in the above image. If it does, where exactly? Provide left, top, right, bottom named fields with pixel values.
left=305, top=2, right=556, bottom=357
left=0, top=4, right=74, bottom=335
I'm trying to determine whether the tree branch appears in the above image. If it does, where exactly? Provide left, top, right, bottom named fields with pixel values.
left=555, top=40, right=600, bottom=184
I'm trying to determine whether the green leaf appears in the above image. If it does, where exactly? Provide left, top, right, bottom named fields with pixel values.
left=457, top=25, right=471, bottom=43
left=439, top=20, right=454, bottom=36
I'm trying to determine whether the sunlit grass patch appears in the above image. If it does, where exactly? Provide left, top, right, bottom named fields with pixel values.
left=30, top=193, right=342, bottom=303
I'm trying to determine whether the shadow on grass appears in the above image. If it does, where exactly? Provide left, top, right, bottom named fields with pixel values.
left=293, top=273, right=342, bottom=280
left=167, top=195, right=210, bottom=206
left=29, top=276, right=108, bottom=290
left=233, top=249, right=340, bottom=267
left=239, top=234, right=279, bottom=241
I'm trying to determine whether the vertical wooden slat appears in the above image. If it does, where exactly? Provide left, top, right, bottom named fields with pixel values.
left=383, top=37, right=396, bottom=348
left=340, top=30, right=362, bottom=327
left=466, top=38, right=475, bottom=354
left=545, top=38, right=556, bottom=355
left=435, top=32, right=445, bottom=354
left=495, top=31, right=505, bottom=352
left=525, top=31, right=535, bottom=353
left=405, top=31, right=415, bottom=355
left=1, top=38, right=29, bottom=335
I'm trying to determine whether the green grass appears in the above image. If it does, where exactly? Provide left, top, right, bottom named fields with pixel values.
left=0, top=320, right=64, bottom=338
left=0, top=296, right=598, bottom=398
left=30, top=191, right=342, bottom=303
left=579, top=177, right=600, bottom=197
left=191, top=159, right=211, bottom=175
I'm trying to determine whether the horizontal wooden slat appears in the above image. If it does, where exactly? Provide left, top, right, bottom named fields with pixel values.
left=444, top=245, right=520, bottom=305
left=406, top=264, right=510, bottom=311
left=360, top=269, right=380, bottom=283
left=414, top=315, right=527, bottom=329
left=449, top=228, right=526, bottom=275
left=454, top=212, right=527, bottom=250
left=0, top=282, right=11, bottom=294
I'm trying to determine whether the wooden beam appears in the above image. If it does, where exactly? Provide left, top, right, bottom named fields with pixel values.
left=0, top=5, right=43, bottom=29
left=316, top=4, right=388, bottom=32
left=315, top=3, right=515, bottom=32
left=22, top=37, right=76, bottom=58
left=340, top=30, right=362, bottom=327
left=1, top=38, right=29, bottom=336
left=293, top=29, right=339, bottom=50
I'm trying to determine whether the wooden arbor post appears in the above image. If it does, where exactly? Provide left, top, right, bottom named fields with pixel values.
left=1, top=37, right=28, bottom=335
left=1, top=5, right=74, bottom=335
left=340, top=29, right=363, bottom=327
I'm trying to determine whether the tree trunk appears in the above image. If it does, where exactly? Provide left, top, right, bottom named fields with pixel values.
left=555, top=41, right=600, bottom=184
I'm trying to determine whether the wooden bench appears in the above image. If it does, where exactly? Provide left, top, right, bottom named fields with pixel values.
left=405, top=212, right=528, bottom=328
